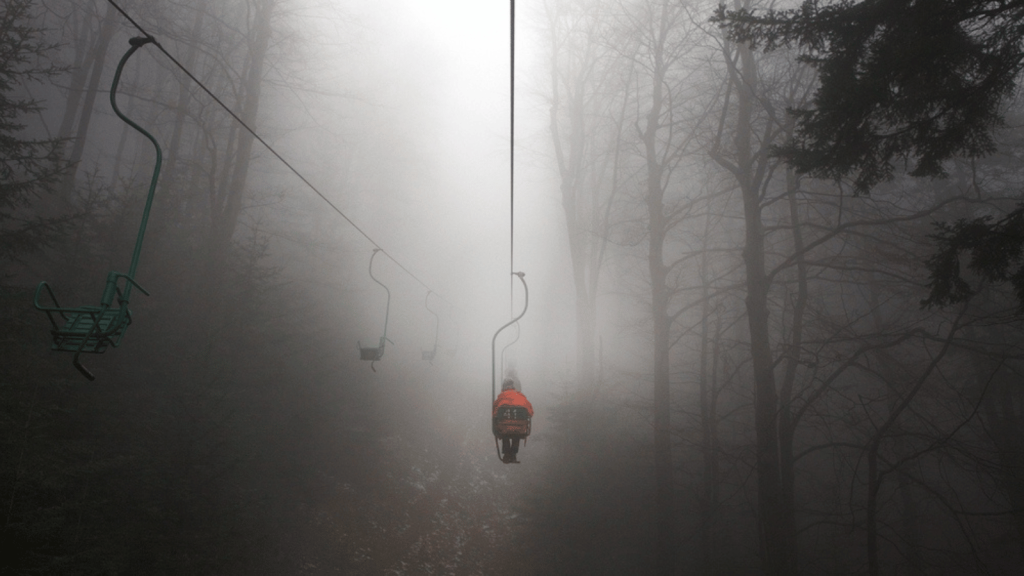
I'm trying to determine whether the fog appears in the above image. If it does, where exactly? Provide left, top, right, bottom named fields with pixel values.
left=5, top=0, right=1024, bottom=574
left=253, top=0, right=576, bottom=387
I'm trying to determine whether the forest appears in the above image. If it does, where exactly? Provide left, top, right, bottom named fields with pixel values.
left=3, top=0, right=1024, bottom=574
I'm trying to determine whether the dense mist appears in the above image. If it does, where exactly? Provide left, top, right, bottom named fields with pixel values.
left=4, top=0, right=1024, bottom=574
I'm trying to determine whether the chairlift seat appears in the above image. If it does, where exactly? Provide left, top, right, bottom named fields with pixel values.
left=49, top=307, right=131, bottom=353
left=360, top=346, right=383, bottom=361
left=493, top=406, right=531, bottom=438
left=34, top=272, right=148, bottom=380
left=359, top=337, right=385, bottom=361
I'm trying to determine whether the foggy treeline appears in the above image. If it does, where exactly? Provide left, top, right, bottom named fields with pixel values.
left=534, top=0, right=1024, bottom=575
left=2, top=0, right=1024, bottom=575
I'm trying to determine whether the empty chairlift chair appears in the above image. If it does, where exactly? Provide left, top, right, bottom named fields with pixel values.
left=357, top=249, right=392, bottom=370
left=34, top=37, right=161, bottom=381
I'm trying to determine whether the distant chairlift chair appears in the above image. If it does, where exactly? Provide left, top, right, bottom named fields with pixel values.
left=358, top=249, right=392, bottom=371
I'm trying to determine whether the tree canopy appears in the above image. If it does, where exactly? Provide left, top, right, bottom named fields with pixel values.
left=714, top=0, right=1024, bottom=309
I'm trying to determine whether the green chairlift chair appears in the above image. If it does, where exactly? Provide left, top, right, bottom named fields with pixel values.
left=34, top=37, right=161, bottom=381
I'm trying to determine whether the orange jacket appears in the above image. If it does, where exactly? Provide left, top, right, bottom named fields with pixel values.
left=492, top=389, right=534, bottom=417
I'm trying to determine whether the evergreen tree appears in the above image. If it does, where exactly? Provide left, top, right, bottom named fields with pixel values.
left=714, top=0, right=1024, bottom=308
left=0, top=0, right=69, bottom=266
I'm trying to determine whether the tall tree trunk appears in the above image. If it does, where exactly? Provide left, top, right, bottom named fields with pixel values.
left=896, top=468, right=925, bottom=575
left=164, top=1, right=207, bottom=179
left=547, top=1, right=601, bottom=388
left=649, top=238, right=672, bottom=576
left=60, top=3, right=118, bottom=198
left=865, top=272, right=926, bottom=575
left=640, top=5, right=674, bottom=572
left=864, top=318, right=959, bottom=576
left=730, top=36, right=793, bottom=576
left=56, top=4, right=96, bottom=143
left=777, top=166, right=806, bottom=567
left=981, top=372, right=1024, bottom=565
left=206, top=0, right=273, bottom=282
left=699, top=303, right=722, bottom=574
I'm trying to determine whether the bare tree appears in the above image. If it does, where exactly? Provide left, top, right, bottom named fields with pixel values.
left=545, top=0, right=626, bottom=389
left=620, top=0, right=715, bottom=571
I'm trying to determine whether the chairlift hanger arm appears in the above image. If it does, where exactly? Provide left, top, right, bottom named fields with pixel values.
left=368, top=248, right=391, bottom=341
left=111, top=37, right=162, bottom=284
left=500, top=322, right=519, bottom=377
left=491, top=272, right=528, bottom=403
left=425, top=290, right=439, bottom=328
left=422, top=290, right=440, bottom=362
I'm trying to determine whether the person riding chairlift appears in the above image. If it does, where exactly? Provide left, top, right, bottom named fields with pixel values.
left=492, top=374, right=533, bottom=463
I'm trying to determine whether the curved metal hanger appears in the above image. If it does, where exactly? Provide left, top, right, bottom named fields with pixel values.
left=422, top=290, right=439, bottom=363
left=500, top=322, right=519, bottom=378
left=491, top=272, right=528, bottom=403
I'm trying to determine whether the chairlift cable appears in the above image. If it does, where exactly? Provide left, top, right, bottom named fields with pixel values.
left=509, top=0, right=516, bottom=318
left=105, top=0, right=452, bottom=309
